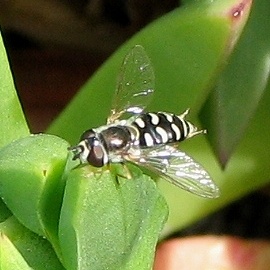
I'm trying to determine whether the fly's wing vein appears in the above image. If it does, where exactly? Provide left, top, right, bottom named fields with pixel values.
left=125, top=145, right=219, bottom=198
left=107, top=45, right=155, bottom=124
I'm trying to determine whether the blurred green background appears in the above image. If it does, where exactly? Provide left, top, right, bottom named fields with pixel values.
left=1, top=0, right=270, bottom=268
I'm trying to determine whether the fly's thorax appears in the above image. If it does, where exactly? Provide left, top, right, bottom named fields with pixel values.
left=131, top=111, right=204, bottom=147
left=100, top=125, right=133, bottom=152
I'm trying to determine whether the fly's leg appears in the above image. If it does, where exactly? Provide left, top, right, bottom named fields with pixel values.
left=117, top=162, right=132, bottom=179
left=178, top=108, right=207, bottom=138
left=109, top=162, right=133, bottom=181
left=178, top=108, right=190, bottom=119
left=121, top=163, right=132, bottom=179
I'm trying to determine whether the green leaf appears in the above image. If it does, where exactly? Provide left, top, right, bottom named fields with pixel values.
left=46, top=0, right=253, bottom=243
left=201, top=0, right=270, bottom=166
left=0, top=30, right=27, bottom=227
left=0, top=200, right=12, bottom=224
left=0, top=31, right=29, bottom=148
left=159, top=78, right=270, bottom=234
left=0, top=134, right=69, bottom=259
left=0, top=216, right=65, bottom=270
left=0, top=233, right=31, bottom=270
left=48, top=0, right=251, bottom=143
left=59, top=165, right=168, bottom=270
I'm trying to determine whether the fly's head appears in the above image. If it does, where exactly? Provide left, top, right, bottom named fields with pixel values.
left=69, top=129, right=108, bottom=167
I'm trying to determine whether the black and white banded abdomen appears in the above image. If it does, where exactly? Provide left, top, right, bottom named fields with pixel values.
left=131, top=111, right=202, bottom=147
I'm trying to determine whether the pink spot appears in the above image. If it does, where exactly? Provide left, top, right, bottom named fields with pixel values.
left=232, top=4, right=244, bottom=18
left=229, top=0, right=252, bottom=20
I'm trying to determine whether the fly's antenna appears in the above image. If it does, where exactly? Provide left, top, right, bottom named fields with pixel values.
left=68, top=145, right=83, bottom=160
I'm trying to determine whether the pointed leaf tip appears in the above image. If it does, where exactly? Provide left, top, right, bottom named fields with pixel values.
left=208, top=0, right=253, bottom=52
left=229, top=0, right=253, bottom=20
left=200, top=0, right=270, bottom=167
left=228, top=0, right=253, bottom=49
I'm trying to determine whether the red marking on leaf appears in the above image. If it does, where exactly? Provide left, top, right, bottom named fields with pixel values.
left=230, top=0, right=252, bottom=20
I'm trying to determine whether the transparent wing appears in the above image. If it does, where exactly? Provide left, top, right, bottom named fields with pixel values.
left=107, top=45, right=155, bottom=124
left=126, top=145, right=220, bottom=198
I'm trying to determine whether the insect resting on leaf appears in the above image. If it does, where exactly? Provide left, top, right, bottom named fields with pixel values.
left=69, top=45, right=220, bottom=198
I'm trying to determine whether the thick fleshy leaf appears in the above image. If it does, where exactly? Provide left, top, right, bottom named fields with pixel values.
left=59, top=165, right=168, bottom=270
left=0, top=216, right=64, bottom=270
left=0, top=134, right=69, bottom=258
left=0, top=233, right=31, bottom=270
left=159, top=78, right=270, bottom=235
left=201, top=0, right=270, bottom=166
left=0, top=200, right=12, bottom=223
left=0, top=31, right=29, bottom=224
left=0, top=32, right=29, bottom=147
left=48, top=0, right=251, bottom=144
left=46, top=0, right=253, bottom=244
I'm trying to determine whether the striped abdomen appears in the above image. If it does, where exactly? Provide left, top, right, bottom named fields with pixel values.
left=131, top=111, right=200, bottom=148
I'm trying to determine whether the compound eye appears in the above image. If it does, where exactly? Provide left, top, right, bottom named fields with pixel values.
left=80, top=129, right=96, bottom=141
left=87, top=144, right=105, bottom=167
